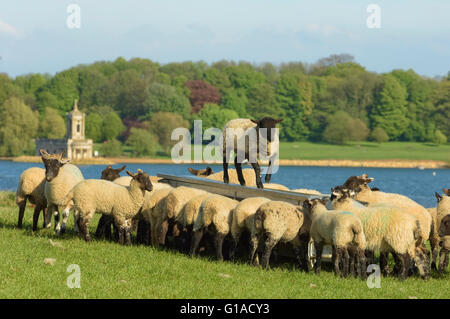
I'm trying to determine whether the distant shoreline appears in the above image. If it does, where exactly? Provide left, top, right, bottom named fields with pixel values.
left=1, top=156, right=449, bottom=169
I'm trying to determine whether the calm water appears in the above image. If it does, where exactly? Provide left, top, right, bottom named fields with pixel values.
left=1, top=160, right=448, bottom=208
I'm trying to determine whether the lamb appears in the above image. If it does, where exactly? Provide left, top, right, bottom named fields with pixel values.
left=190, top=194, right=239, bottom=261
left=230, top=197, right=270, bottom=260
left=40, top=150, right=84, bottom=235
left=331, top=187, right=429, bottom=280
left=15, top=167, right=47, bottom=231
left=58, top=169, right=153, bottom=245
left=156, top=186, right=208, bottom=248
left=435, top=189, right=450, bottom=272
left=95, top=165, right=126, bottom=240
left=175, top=193, right=212, bottom=253
left=302, top=197, right=367, bottom=279
left=222, top=117, right=283, bottom=189
left=341, top=174, right=434, bottom=268
left=250, top=201, right=307, bottom=270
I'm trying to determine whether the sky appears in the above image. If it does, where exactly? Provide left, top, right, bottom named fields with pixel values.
left=0, top=0, right=449, bottom=77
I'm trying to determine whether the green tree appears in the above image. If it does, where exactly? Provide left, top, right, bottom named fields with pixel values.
left=0, top=97, right=39, bottom=156
left=433, top=130, right=447, bottom=145
left=102, top=111, right=125, bottom=141
left=196, top=103, right=239, bottom=131
left=323, top=111, right=369, bottom=144
left=221, top=88, right=248, bottom=117
left=369, top=127, right=389, bottom=143
left=100, top=139, right=123, bottom=156
left=85, top=112, right=104, bottom=142
left=247, top=83, right=283, bottom=119
left=39, top=107, right=66, bottom=138
left=369, top=75, right=409, bottom=140
left=127, top=128, right=160, bottom=156
left=145, top=83, right=192, bottom=120
left=148, top=112, right=190, bottom=154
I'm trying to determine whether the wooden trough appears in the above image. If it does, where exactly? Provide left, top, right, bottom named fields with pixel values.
left=157, top=173, right=333, bottom=267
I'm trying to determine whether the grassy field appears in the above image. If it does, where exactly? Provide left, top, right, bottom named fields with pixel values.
left=279, top=142, right=450, bottom=162
left=0, top=191, right=449, bottom=299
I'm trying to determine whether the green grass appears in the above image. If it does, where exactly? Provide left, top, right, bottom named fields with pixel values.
left=279, top=141, right=450, bottom=162
left=0, top=192, right=449, bottom=299
left=96, top=142, right=450, bottom=162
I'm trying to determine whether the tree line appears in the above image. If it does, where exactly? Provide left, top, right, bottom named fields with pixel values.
left=0, top=54, right=448, bottom=156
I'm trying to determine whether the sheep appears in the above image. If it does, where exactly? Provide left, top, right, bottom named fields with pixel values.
left=264, top=184, right=290, bottom=191
left=230, top=197, right=270, bottom=261
left=435, top=189, right=450, bottom=272
left=40, top=150, right=84, bottom=235
left=331, top=187, right=429, bottom=280
left=302, top=197, right=367, bottom=279
left=59, top=169, right=153, bottom=245
left=15, top=167, right=47, bottom=231
left=189, top=194, right=239, bottom=261
left=250, top=201, right=307, bottom=270
left=426, top=206, right=442, bottom=270
left=341, top=174, right=434, bottom=268
left=292, top=189, right=322, bottom=195
left=190, top=194, right=239, bottom=261
left=222, top=117, right=283, bottom=189
left=175, top=193, right=212, bottom=253
left=95, top=165, right=126, bottom=240
left=139, top=185, right=174, bottom=246
left=156, top=186, right=208, bottom=248
left=187, top=167, right=214, bottom=177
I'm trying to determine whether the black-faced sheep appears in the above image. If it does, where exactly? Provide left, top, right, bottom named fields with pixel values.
left=222, top=117, right=283, bottom=189
left=435, top=189, right=450, bottom=272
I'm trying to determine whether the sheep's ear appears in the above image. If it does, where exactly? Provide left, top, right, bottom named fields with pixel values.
left=250, top=119, right=259, bottom=125
left=365, top=177, right=374, bottom=184
left=443, top=188, right=449, bottom=196
left=205, top=167, right=213, bottom=175
left=126, top=170, right=136, bottom=178
left=59, top=150, right=65, bottom=159
left=435, top=192, right=443, bottom=202
left=59, top=158, right=71, bottom=165
left=275, top=119, right=283, bottom=123
left=40, top=149, right=49, bottom=158
left=188, top=167, right=198, bottom=175
left=106, top=165, right=112, bottom=169
left=360, top=174, right=368, bottom=179
left=118, top=165, right=126, bottom=172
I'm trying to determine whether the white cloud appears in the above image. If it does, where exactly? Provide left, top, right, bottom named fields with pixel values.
left=0, top=20, right=18, bottom=36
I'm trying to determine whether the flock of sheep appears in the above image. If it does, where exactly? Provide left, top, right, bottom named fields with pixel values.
left=15, top=150, right=449, bottom=281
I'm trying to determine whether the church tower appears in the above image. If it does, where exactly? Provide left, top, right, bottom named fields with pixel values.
left=66, top=99, right=85, bottom=139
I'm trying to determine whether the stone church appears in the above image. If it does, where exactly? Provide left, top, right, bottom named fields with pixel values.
left=35, top=100, right=93, bottom=159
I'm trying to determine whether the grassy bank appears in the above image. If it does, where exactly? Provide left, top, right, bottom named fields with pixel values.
left=0, top=191, right=448, bottom=299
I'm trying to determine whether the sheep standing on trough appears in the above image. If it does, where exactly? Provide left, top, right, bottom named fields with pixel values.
left=341, top=174, right=436, bottom=270
left=302, top=198, right=367, bottom=279
left=331, top=187, right=429, bottom=280
left=190, top=194, right=239, bottom=261
left=250, top=201, right=308, bottom=270
left=95, top=165, right=126, bottom=240
left=435, top=189, right=450, bottom=272
left=15, top=167, right=47, bottom=231
left=40, top=150, right=84, bottom=234
left=222, top=117, right=283, bottom=189
left=58, top=169, right=153, bottom=245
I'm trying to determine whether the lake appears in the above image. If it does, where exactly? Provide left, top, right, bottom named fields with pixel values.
left=1, top=160, right=448, bottom=208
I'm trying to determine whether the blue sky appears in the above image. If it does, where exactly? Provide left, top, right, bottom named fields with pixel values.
left=0, top=0, right=449, bottom=77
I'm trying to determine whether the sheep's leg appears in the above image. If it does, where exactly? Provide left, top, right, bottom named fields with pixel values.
left=53, top=209, right=61, bottom=233
left=95, top=215, right=107, bottom=238
left=264, top=158, right=272, bottom=183
left=392, top=252, right=402, bottom=276
left=214, top=233, right=226, bottom=261
left=347, top=246, right=356, bottom=278
left=296, top=233, right=309, bottom=272
left=261, top=234, right=277, bottom=269
left=32, top=205, right=43, bottom=232
left=365, top=250, right=374, bottom=265
left=358, top=248, right=367, bottom=280
left=234, top=157, right=246, bottom=186
left=250, top=162, right=263, bottom=189
left=249, top=234, right=260, bottom=266
left=73, top=209, right=80, bottom=233
left=17, top=199, right=26, bottom=229
left=80, top=215, right=91, bottom=242
left=412, top=249, right=428, bottom=280
left=105, top=216, right=113, bottom=240
left=190, top=228, right=205, bottom=257
left=223, top=155, right=229, bottom=184
left=380, top=252, right=390, bottom=277
left=342, top=248, right=350, bottom=278
left=293, top=244, right=308, bottom=272
left=430, top=238, right=439, bottom=271
left=158, top=219, right=170, bottom=247
left=123, top=221, right=132, bottom=246
left=136, top=219, right=146, bottom=244
left=42, top=208, right=47, bottom=228
left=438, top=248, right=449, bottom=273
left=315, top=242, right=324, bottom=275
left=59, top=205, right=72, bottom=235
left=44, top=204, right=54, bottom=229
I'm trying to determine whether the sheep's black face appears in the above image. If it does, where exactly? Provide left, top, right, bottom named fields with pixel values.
left=42, top=158, right=63, bottom=182
left=342, top=174, right=373, bottom=192
left=439, top=215, right=450, bottom=237
left=135, top=171, right=153, bottom=192
left=252, top=117, right=283, bottom=142
left=101, top=165, right=126, bottom=181
left=188, top=167, right=214, bottom=177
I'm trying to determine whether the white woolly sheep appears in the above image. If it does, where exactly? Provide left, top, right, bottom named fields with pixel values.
left=59, top=169, right=153, bottom=245
left=250, top=201, right=307, bottom=270
left=156, top=186, right=208, bottom=248
left=302, top=198, right=367, bottom=279
left=230, top=197, right=270, bottom=260
left=222, top=117, right=282, bottom=189
left=40, top=150, right=84, bottom=235
left=16, top=167, right=47, bottom=231
left=342, top=174, right=434, bottom=268
left=190, top=194, right=239, bottom=261
left=292, top=189, right=322, bottom=195
left=331, top=187, right=429, bottom=280
left=435, top=189, right=450, bottom=272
